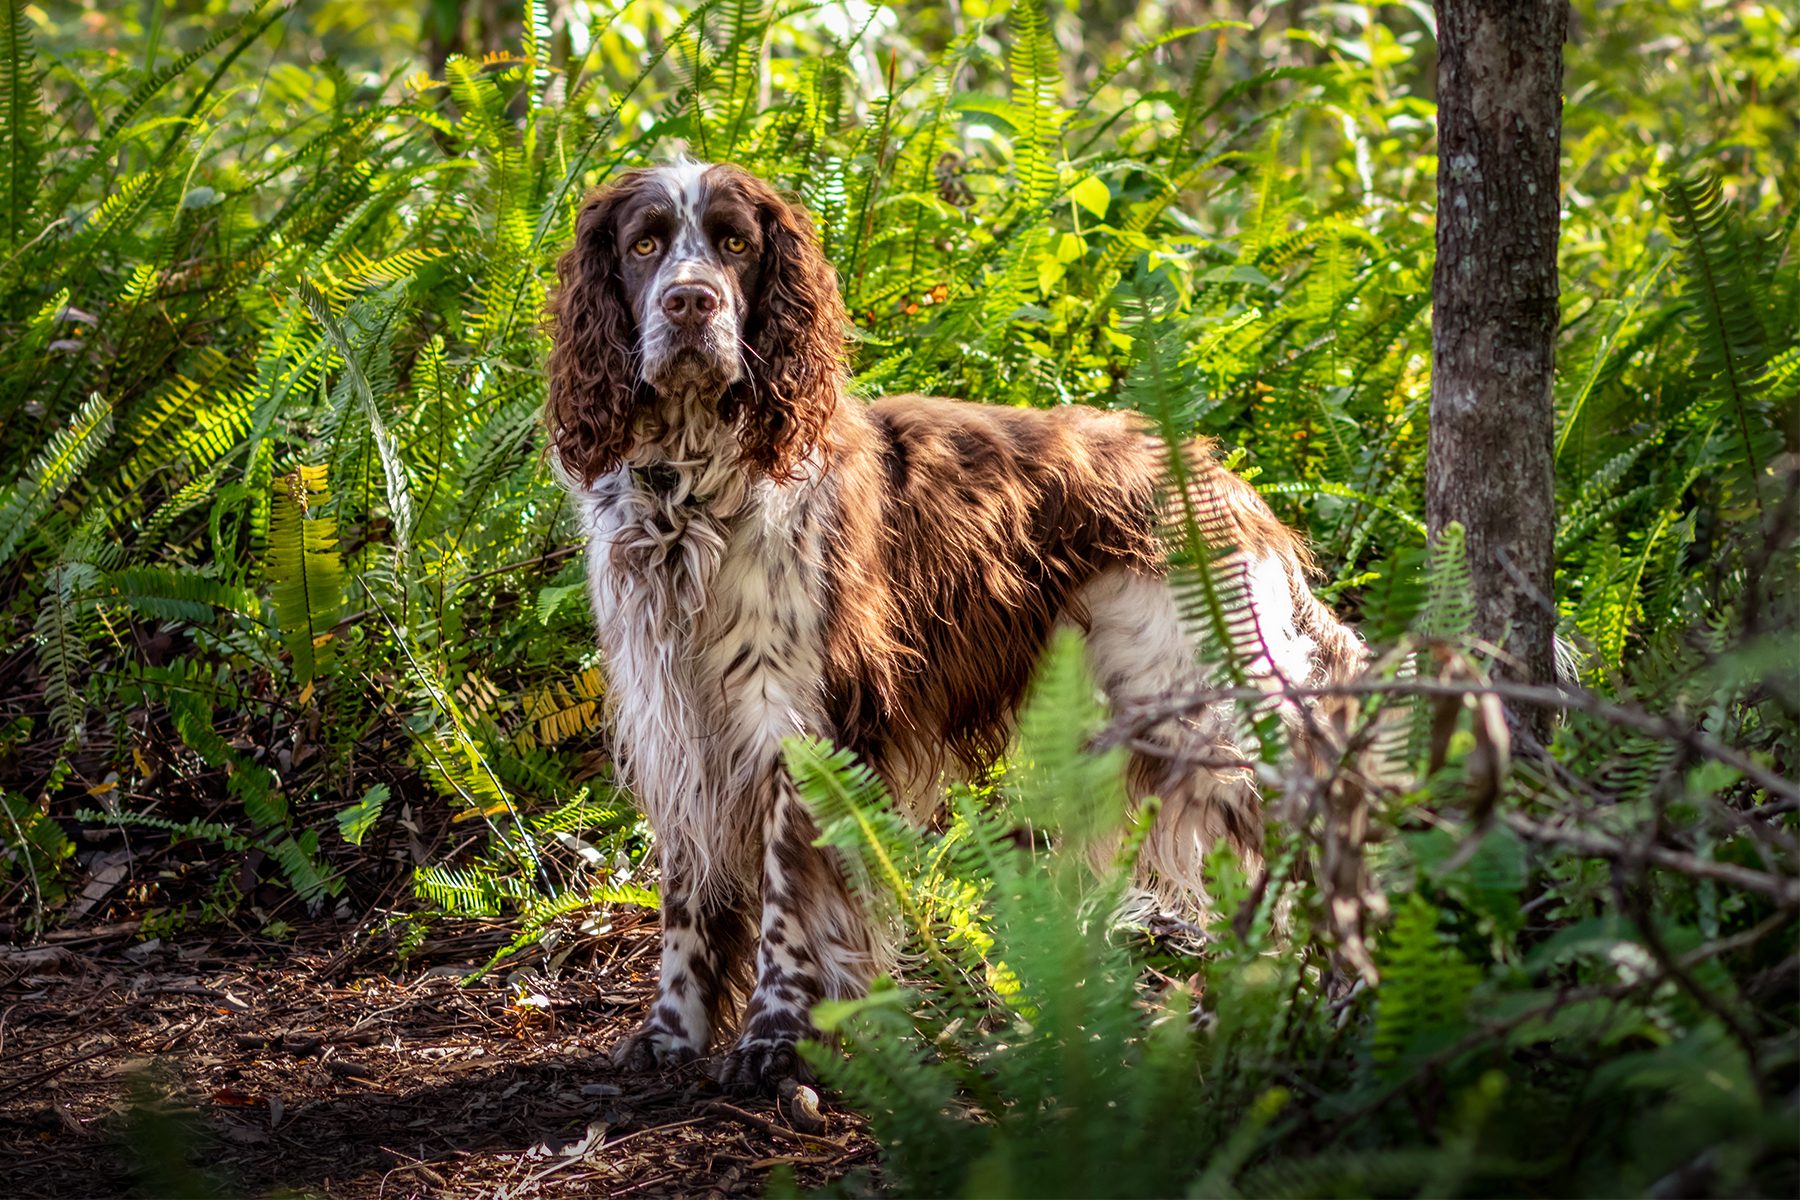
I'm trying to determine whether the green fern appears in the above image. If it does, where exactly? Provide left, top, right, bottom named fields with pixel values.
left=1660, top=170, right=1780, bottom=511
left=1005, top=0, right=1063, bottom=212
left=413, top=862, right=528, bottom=917
left=0, top=392, right=112, bottom=569
left=296, top=280, right=415, bottom=565
left=35, top=558, right=100, bottom=742
left=1371, top=894, right=1479, bottom=1078
left=264, top=463, right=343, bottom=687
left=0, top=0, right=42, bottom=249
left=1415, top=521, right=1476, bottom=644
left=787, top=735, right=992, bottom=1015
left=75, top=808, right=250, bottom=852
left=107, top=566, right=259, bottom=624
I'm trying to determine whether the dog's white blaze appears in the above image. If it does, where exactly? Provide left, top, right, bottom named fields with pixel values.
left=664, top=157, right=710, bottom=225
left=637, top=159, right=745, bottom=390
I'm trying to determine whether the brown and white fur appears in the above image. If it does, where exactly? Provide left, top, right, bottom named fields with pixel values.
left=545, top=161, right=1365, bottom=1093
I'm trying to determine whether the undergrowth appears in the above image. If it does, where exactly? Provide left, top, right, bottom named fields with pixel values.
left=0, top=2, right=1794, bottom=1194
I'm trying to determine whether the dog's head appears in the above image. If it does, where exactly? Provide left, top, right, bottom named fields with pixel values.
left=546, top=161, right=846, bottom=485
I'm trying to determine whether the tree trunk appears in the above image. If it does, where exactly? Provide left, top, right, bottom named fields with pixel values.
left=424, top=0, right=467, bottom=79
left=1428, top=0, right=1567, bottom=740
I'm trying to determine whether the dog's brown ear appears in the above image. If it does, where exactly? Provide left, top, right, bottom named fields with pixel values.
left=724, top=178, right=847, bottom=479
left=545, top=179, right=647, bottom=486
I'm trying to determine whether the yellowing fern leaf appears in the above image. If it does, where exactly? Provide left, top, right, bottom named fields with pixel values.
left=266, top=464, right=343, bottom=687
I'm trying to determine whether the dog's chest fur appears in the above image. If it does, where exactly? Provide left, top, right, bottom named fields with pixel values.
left=579, top=449, right=831, bottom=891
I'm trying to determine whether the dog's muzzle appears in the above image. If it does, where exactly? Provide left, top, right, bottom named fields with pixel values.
left=641, top=272, right=741, bottom=393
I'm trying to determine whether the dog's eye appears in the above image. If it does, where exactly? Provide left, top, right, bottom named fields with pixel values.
left=631, top=236, right=658, bottom=257
left=721, top=234, right=748, bottom=255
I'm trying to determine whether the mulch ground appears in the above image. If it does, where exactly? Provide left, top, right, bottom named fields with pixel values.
left=0, top=912, right=875, bottom=1198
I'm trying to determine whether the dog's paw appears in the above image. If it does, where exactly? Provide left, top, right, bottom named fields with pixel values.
left=610, top=1021, right=701, bottom=1072
left=713, top=1033, right=807, bottom=1096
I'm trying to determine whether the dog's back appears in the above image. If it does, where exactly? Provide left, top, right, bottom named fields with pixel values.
left=819, top=394, right=1366, bottom=881
left=819, top=395, right=1165, bottom=802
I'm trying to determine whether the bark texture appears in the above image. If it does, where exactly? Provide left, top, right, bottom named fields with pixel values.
left=1429, top=0, right=1566, bottom=739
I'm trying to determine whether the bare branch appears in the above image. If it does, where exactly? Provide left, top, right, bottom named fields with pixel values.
left=1505, top=812, right=1799, bottom=905
left=1102, top=676, right=1800, bottom=810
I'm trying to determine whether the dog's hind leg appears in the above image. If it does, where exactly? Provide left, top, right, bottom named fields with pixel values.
left=1077, top=542, right=1366, bottom=928
left=1076, top=566, right=1267, bottom=918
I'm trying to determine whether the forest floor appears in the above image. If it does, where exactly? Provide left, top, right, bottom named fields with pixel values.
left=0, top=912, right=873, bottom=1198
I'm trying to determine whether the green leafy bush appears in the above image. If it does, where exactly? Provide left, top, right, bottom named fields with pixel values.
left=0, top=2, right=1794, bottom=1192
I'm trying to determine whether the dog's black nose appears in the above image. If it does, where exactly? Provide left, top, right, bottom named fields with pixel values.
left=661, top=283, right=720, bottom=327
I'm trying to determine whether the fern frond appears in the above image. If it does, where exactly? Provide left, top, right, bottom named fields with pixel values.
left=1258, top=478, right=1427, bottom=541
left=1416, top=522, right=1475, bottom=643
left=518, top=667, right=606, bottom=748
left=265, top=463, right=344, bottom=686
left=35, top=558, right=100, bottom=742
left=412, top=862, right=529, bottom=917
left=119, top=348, right=234, bottom=489
left=786, top=738, right=928, bottom=929
left=296, top=279, right=415, bottom=563
left=468, top=879, right=661, bottom=979
left=107, top=566, right=260, bottom=625
left=73, top=808, right=249, bottom=852
left=0, top=393, right=112, bottom=570
left=1371, top=894, right=1478, bottom=1077
left=1005, top=0, right=1064, bottom=211
left=0, top=0, right=43, bottom=248
left=1661, top=170, right=1777, bottom=506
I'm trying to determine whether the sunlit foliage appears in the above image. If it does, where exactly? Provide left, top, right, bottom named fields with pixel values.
left=0, top=2, right=1794, bottom=1193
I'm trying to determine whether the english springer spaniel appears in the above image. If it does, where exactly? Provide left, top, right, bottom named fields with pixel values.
left=545, top=160, right=1365, bottom=1093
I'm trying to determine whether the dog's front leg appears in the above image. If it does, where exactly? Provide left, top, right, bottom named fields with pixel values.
left=613, top=850, right=754, bottom=1070
left=715, top=770, right=877, bottom=1094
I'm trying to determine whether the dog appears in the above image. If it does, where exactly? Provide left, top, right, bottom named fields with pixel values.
left=544, top=160, right=1365, bottom=1093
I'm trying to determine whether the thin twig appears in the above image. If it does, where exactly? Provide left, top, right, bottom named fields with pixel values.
left=707, top=1100, right=849, bottom=1151
left=1504, top=811, right=1799, bottom=904
left=1101, top=676, right=1800, bottom=810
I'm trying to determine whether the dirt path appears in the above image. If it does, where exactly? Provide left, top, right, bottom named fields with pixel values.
left=0, top=916, right=872, bottom=1197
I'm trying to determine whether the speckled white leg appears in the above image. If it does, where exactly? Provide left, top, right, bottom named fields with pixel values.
left=612, top=858, right=754, bottom=1069
left=715, top=771, right=877, bottom=1094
